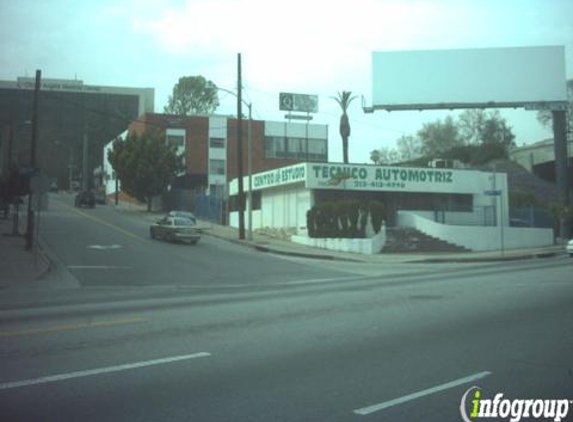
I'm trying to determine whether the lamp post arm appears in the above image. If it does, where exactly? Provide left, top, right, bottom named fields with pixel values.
left=214, top=86, right=252, bottom=114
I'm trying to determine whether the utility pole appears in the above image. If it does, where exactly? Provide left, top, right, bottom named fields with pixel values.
left=83, top=127, right=88, bottom=191
left=115, top=177, right=119, bottom=206
left=68, top=144, right=75, bottom=191
left=25, top=70, right=41, bottom=251
left=247, top=103, right=253, bottom=241
left=236, top=53, right=245, bottom=240
left=7, top=123, right=14, bottom=171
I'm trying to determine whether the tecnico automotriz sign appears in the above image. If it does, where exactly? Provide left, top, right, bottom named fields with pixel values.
left=307, top=163, right=481, bottom=194
left=233, top=163, right=495, bottom=195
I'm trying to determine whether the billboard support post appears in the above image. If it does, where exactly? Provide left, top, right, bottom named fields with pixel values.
left=552, top=109, right=570, bottom=241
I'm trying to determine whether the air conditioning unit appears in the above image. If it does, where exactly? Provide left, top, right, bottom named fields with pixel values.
left=428, top=159, right=451, bottom=168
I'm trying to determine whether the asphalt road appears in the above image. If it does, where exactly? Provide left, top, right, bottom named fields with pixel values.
left=39, top=193, right=358, bottom=289
left=1, top=197, right=572, bottom=421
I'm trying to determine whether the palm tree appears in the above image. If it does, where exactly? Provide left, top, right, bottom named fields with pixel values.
left=333, top=91, right=357, bottom=164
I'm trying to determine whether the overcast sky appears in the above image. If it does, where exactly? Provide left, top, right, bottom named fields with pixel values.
left=1, top=0, right=572, bottom=163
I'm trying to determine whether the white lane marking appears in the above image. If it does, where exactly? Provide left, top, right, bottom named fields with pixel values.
left=67, top=265, right=132, bottom=270
left=0, top=352, right=211, bottom=390
left=87, top=244, right=123, bottom=250
left=353, top=371, right=491, bottom=416
left=278, top=276, right=361, bottom=285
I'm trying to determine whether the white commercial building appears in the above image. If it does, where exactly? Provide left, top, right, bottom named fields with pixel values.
left=229, top=162, right=554, bottom=252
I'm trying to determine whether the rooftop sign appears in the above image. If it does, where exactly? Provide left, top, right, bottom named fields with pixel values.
left=16, top=77, right=104, bottom=92
left=279, top=93, right=319, bottom=113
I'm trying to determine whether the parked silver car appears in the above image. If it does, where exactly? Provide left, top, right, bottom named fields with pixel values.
left=150, top=216, right=201, bottom=244
left=566, top=239, right=573, bottom=257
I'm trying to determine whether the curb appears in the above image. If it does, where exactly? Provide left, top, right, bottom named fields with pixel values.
left=203, top=231, right=566, bottom=264
left=203, top=231, right=364, bottom=262
left=407, top=251, right=563, bottom=264
left=250, top=243, right=364, bottom=262
left=35, top=237, right=56, bottom=280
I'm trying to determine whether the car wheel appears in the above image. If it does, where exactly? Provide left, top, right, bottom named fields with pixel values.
left=190, top=240, right=198, bottom=245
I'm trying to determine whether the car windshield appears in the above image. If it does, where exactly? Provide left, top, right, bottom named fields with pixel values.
left=168, top=211, right=196, bottom=221
left=174, top=217, right=194, bottom=226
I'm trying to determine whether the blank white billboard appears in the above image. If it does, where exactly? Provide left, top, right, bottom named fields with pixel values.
left=371, top=46, right=567, bottom=110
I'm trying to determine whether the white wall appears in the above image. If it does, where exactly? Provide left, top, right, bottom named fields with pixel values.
left=102, top=130, right=127, bottom=195
left=166, top=128, right=186, bottom=176
left=292, top=228, right=386, bottom=255
left=231, top=184, right=311, bottom=232
left=208, top=117, right=227, bottom=193
left=398, top=211, right=554, bottom=251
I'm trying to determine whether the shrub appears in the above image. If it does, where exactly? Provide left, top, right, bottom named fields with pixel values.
left=307, top=200, right=386, bottom=238
left=369, top=201, right=385, bottom=233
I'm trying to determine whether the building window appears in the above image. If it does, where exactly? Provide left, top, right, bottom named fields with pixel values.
left=167, top=135, right=185, bottom=148
left=210, top=137, right=225, bottom=148
left=309, top=139, right=327, bottom=161
left=209, top=159, right=225, bottom=175
left=264, top=136, right=287, bottom=158
left=265, top=136, right=327, bottom=161
left=252, top=191, right=261, bottom=210
left=287, top=137, right=306, bottom=159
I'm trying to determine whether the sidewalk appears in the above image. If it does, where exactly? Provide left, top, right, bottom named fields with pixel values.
left=0, top=216, right=52, bottom=290
left=194, top=217, right=567, bottom=264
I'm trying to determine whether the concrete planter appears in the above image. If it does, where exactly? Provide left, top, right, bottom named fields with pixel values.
left=291, top=226, right=386, bottom=255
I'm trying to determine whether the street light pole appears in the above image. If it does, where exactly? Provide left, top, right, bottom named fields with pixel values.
left=236, top=53, right=245, bottom=240
left=247, top=103, right=253, bottom=241
left=25, top=70, right=41, bottom=251
left=210, top=77, right=253, bottom=241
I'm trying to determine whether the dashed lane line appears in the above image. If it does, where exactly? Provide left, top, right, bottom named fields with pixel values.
left=0, top=352, right=211, bottom=390
left=353, top=371, right=492, bottom=416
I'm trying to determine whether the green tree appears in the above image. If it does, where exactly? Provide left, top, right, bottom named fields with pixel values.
left=370, top=149, right=382, bottom=164
left=107, top=130, right=179, bottom=211
left=417, top=116, right=462, bottom=157
left=164, top=75, right=219, bottom=115
left=370, top=146, right=399, bottom=165
left=333, top=91, right=357, bottom=164
left=458, top=109, right=515, bottom=149
left=396, top=134, right=422, bottom=161
left=480, top=111, right=515, bottom=148
left=457, top=109, right=487, bottom=144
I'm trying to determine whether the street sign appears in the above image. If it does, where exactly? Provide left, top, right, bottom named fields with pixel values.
left=284, top=114, right=313, bottom=121
left=279, top=93, right=319, bottom=113
left=484, top=190, right=502, bottom=196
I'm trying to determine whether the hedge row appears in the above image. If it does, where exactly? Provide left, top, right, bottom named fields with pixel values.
left=306, top=201, right=385, bottom=238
